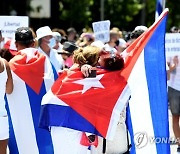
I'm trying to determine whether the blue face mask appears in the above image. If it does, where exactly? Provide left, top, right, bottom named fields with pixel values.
left=48, top=38, right=56, bottom=49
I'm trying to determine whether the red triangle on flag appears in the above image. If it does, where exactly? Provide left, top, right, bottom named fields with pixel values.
left=10, top=51, right=45, bottom=94
left=52, top=69, right=127, bottom=137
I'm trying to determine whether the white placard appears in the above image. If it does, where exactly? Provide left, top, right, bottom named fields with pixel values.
left=0, top=16, right=29, bottom=39
left=92, top=20, right=110, bottom=43
left=165, top=33, right=180, bottom=57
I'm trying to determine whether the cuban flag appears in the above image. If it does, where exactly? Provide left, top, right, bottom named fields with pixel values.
left=40, top=8, right=169, bottom=153
left=125, top=8, right=170, bottom=154
left=40, top=68, right=130, bottom=140
left=40, top=10, right=169, bottom=146
left=6, top=48, right=58, bottom=154
left=155, top=0, right=165, bottom=20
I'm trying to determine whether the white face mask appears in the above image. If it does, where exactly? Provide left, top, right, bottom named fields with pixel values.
left=48, top=38, right=56, bottom=49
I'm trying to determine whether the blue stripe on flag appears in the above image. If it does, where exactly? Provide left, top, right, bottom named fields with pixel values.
left=26, top=82, right=54, bottom=154
left=156, top=0, right=163, bottom=16
left=50, top=63, right=58, bottom=81
left=144, top=14, right=170, bottom=154
left=39, top=104, right=102, bottom=137
left=5, top=96, right=19, bottom=154
left=126, top=104, right=136, bottom=154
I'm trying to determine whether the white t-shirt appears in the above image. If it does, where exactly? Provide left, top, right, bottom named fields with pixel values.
left=167, top=56, right=180, bottom=91
left=104, top=43, right=117, bottom=53
left=0, top=58, right=8, bottom=117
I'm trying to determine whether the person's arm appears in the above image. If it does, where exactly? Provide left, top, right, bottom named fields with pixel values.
left=167, top=56, right=179, bottom=80
left=168, top=56, right=178, bottom=72
left=4, top=60, right=13, bottom=94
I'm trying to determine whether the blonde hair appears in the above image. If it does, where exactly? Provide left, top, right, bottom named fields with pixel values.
left=73, top=46, right=100, bottom=67
left=111, top=27, right=123, bottom=38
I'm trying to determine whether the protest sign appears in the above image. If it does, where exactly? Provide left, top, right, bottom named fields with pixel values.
left=92, top=20, right=110, bottom=43
left=0, top=16, right=29, bottom=38
left=165, top=33, right=180, bottom=57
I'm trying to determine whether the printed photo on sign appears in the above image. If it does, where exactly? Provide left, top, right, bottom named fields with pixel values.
left=92, top=20, right=110, bottom=43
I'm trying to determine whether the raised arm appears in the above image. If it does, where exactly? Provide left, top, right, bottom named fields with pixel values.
left=4, top=60, right=13, bottom=94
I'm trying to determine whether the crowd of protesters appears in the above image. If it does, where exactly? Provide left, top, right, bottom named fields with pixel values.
left=0, top=24, right=180, bottom=154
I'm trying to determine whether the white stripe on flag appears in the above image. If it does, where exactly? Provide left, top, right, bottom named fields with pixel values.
left=128, top=51, right=157, bottom=153
left=7, top=72, right=39, bottom=154
left=41, top=90, right=69, bottom=106
left=43, top=58, right=56, bottom=91
left=106, top=85, right=130, bottom=140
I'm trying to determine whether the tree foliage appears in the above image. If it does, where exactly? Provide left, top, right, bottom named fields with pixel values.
left=58, top=0, right=144, bottom=31
left=142, top=0, right=180, bottom=31
left=1, top=0, right=179, bottom=32
left=103, top=0, right=143, bottom=29
left=58, top=0, right=94, bottom=29
left=166, top=0, right=180, bottom=30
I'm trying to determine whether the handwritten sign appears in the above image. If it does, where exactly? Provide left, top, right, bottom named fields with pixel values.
left=0, top=16, right=29, bottom=38
left=165, top=33, right=180, bottom=57
left=92, top=20, right=110, bottom=43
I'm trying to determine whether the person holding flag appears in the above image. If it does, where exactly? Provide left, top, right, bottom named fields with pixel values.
left=6, top=27, right=58, bottom=154
left=40, top=45, right=101, bottom=154
left=40, top=8, right=170, bottom=154
left=39, top=44, right=125, bottom=154
left=0, top=57, right=13, bottom=154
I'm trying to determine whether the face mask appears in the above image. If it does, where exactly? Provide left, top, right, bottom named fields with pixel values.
left=48, top=38, right=56, bottom=49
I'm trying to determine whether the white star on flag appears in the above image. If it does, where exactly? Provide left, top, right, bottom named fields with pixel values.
left=73, top=74, right=105, bottom=94
left=21, top=48, right=38, bottom=63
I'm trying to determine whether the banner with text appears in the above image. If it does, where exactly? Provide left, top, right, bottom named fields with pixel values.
left=165, top=33, right=180, bottom=57
left=0, top=16, right=29, bottom=38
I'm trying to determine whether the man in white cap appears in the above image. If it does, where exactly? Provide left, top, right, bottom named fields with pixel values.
left=6, top=27, right=57, bottom=154
left=36, top=26, right=64, bottom=72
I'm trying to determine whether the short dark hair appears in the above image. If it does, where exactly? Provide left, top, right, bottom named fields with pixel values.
left=130, top=29, right=145, bottom=39
left=15, top=27, right=34, bottom=47
left=63, top=42, right=78, bottom=53
left=67, top=27, right=76, bottom=35
left=170, top=26, right=178, bottom=33
left=104, top=54, right=124, bottom=71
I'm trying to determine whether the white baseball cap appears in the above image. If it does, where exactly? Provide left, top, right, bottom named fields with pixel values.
left=134, top=25, right=147, bottom=31
left=36, top=26, right=53, bottom=40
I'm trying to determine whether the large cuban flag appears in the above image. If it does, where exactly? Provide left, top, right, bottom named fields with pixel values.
left=125, top=9, right=170, bottom=154
left=40, top=68, right=130, bottom=140
left=40, top=9, right=169, bottom=154
left=6, top=48, right=58, bottom=154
